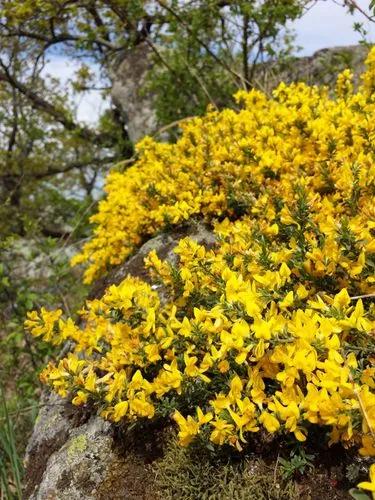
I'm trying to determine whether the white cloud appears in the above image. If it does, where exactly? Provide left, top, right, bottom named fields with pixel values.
left=42, top=56, right=109, bottom=125
left=73, top=90, right=109, bottom=125
left=293, top=0, right=375, bottom=55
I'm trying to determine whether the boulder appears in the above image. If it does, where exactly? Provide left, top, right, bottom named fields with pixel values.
left=23, top=221, right=216, bottom=499
left=272, top=45, right=368, bottom=88
left=23, top=393, right=157, bottom=500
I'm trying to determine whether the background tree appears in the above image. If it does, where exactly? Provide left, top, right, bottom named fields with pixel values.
left=0, top=0, right=318, bottom=236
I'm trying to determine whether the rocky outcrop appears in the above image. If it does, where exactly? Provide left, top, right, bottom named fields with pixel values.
left=267, top=45, right=368, bottom=89
left=23, top=392, right=157, bottom=500
left=88, top=219, right=216, bottom=300
left=24, top=44, right=370, bottom=499
left=110, top=44, right=368, bottom=143
left=23, top=221, right=216, bottom=499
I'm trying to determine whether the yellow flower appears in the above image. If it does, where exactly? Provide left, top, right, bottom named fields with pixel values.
left=173, top=411, right=200, bottom=446
left=130, top=395, right=155, bottom=419
left=259, top=412, right=280, bottom=433
left=294, top=428, right=307, bottom=442
left=359, top=436, right=375, bottom=457
left=358, top=464, right=375, bottom=498
left=197, top=407, right=213, bottom=425
left=27, top=48, right=375, bottom=455
left=279, top=291, right=294, bottom=309
left=231, top=320, right=250, bottom=340
left=218, top=360, right=230, bottom=373
left=210, top=419, right=234, bottom=445
left=252, top=319, right=272, bottom=340
left=72, top=391, right=89, bottom=406
left=333, top=288, right=350, bottom=310
left=254, top=339, right=266, bottom=360
left=113, top=401, right=129, bottom=422
left=144, top=343, right=161, bottom=363
left=84, top=370, right=97, bottom=393
left=229, top=375, right=243, bottom=401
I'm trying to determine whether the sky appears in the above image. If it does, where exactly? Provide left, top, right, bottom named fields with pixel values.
left=293, top=0, right=375, bottom=55
left=43, top=0, right=375, bottom=124
left=42, top=58, right=108, bottom=125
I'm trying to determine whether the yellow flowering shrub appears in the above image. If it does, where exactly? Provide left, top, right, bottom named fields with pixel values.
left=359, top=463, right=375, bottom=498
left=26, top=50, right=375, bottom=457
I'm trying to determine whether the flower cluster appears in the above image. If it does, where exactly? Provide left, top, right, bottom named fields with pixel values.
left=26, top=223, right=375, bottom=452
left=26, top=51, right=375, bottom=459
left=72, top=48, right=375, bottom=285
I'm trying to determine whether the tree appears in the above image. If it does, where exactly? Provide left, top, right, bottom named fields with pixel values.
left=0, top=0, right=320, bottom=236
left=0, top=31, right=124, bottom=235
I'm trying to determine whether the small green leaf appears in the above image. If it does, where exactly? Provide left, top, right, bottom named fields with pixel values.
left=349, top=488, right=371, bottom=500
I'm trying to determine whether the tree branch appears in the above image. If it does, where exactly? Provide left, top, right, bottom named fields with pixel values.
left=0, top=59, right=111, bottom=146
left=344, top=0, right=375, bottom=22
left=32, top=155, right=120, bottom=180
left=0, top=154, right=119, bottom=182
left=0, top=23, right=124, bottom=52
left=155, top=0, right=246, bottom=89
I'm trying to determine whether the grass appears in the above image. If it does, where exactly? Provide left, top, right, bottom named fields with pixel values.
left=0, top=231, right=89, bottom=499
left=0, top=386, right=23, bottom=500
left=152, top=435, right=298, bottom=500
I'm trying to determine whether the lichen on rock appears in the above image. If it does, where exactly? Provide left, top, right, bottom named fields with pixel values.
left=23, top=222, right=215, bottom=499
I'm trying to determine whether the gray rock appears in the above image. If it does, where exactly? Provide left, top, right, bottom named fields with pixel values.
left=23, top=221, right=216, bottom=499
left=24, top=394, right=158, bottom=499
left=88, top=219, right=216, bottom=300
left=263, top=45, right=368, bottom=91
left=4, top=238, right=76, bottom=283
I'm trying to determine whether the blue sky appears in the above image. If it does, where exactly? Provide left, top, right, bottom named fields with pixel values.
left=45, top=0, right=375, bottom=124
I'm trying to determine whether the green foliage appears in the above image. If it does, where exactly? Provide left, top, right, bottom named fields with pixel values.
left=0, top=228, right=89, bottom=489
left=279, top=447, right=315, bottom=480
left=0, top=386, right=23, bottom=500
left=153, top=434, right=298, bottom=500
left=0, top=232, right=88, bottom=372
left=146, top=0, right=307, bottom=127
left=349, top=488, right=371, bottom=500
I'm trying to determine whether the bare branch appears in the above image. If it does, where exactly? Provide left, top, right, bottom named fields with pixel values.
left=0, top=59, right=111, bottom=146
left=343, top=0, right=375, bottom=22
left=0, top=154, right=119, bottom=182
left=0, top=23, right=124, bottom=52
left=155, top=0, right=246, bottom=89
left=32, top=155, right=120, bottom=180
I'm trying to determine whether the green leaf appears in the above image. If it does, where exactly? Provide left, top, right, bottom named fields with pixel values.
left=349, top=488, right=371, bottom=500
